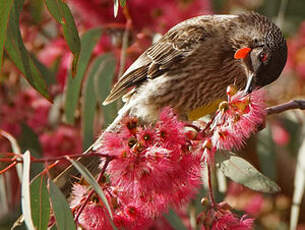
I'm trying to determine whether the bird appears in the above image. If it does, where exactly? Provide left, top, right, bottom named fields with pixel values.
left=102, top=11, right=287, bottom=126
left=54, top=11, right=287, bottom=196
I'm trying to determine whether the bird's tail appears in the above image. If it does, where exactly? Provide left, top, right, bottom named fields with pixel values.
left=51, top=101, right=133, bottom=197
left=90, top=101, right=132, bottom=151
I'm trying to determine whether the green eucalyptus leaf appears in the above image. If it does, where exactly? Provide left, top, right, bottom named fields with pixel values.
left=48, top=179, right=76, bottom=230
left=64, top=28, right=102, bottom=124
left=5, top=0, right=51, bottom=100
left=257, top=125, right=277, bottom=180
left=82, top=54, right=111, bottom=149
left=164, top=209, right=187, bottom=230
left=0, top=0, right=13, bottom=68
left=29, top=0, right=44, bottom=23
left=94, top=54, right=117, bottom=127
left=21, top=151, right=36, bottom=230
left=30, top=175, right=50, bottom=230
left=120, top=0, right=126, bottom=7
left=61, top=2, right=80, bottom=55
left=45, top=0, right=64, bottom=23
left=45, top=0, right=81, bottom=77
left=215, top=151, right=281, bottom=193
left=18, top=123, right=42, bottom=156
left=30, top=53, right=56, bottom=86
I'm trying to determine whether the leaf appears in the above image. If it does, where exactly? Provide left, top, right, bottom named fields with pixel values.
left=257, top=126, right=277, bottom=180
left=0, top=0, right=13, bottom=68
left=64, top=28, right=102, bottom=124
left=0, top=175, right=9, bottom=218
left=18, top=124, right=44, bottom=182
left=30, top=174, right=50, bottom=230
left=18, top=123, right=42, bottom=156
left=45, top=0, right=64, bottom=23
left=5, top=0, right=51, bottom=100
left=290, top=137, right=305, bottom=230
left=215, top=151, right=281, bottom=193
left=21, top=150, right=36, bottom=230
left=71, top=53, right=79, bottom=77
left=82, top=54, right=112, bottom=149
left=68, top=158, right=117, bottom=230
left=114, top=0, right=119, bottom=17
left=48, top=179, right=76, bottom=230
left=164, top=209, right=187, bottom=230
left=120, top=0, right=126, bottom=7
left=61, top=2, right=80, bottom=55
left=30, top=53, right=56, bottom=86
left=0, top=130, right=21, bottom=155
left=45, top=0, right=80, bottom=77
left=94, top=54, right=117, bottom=127
left=0, top=129, right=22, bottom=180
left=29, top=0, right=44, bottom=23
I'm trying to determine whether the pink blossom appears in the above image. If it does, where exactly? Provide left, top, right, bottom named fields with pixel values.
left=68, top=0, right=126, bottom=28
left=210, top=89, right=266, bottom=151
left=199, top=203, right=254, bottom=230
left=79, top=204, right=113, bottom=230
left=39, top=126, right=82, bottom=157
left=287, top=21, right=305, bottom=79
left=27, top=97, right=51, bottom=132
left=211, top=213, right=254, bottom=230
left=244, top=194, right=264, bottom=216
left=70, top=184, right=89, bottom=209
left=271, top=122, right=290, bottom=146
left=0, top=89, right=51, bottom=136
left=226, top=182, right=245, bottom=197
left=97, top=107, right=201, bottom=218
left=68, top=0, right=211, bottom=32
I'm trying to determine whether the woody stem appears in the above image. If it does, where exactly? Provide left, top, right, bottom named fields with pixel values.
left=207, top=163, right=217, bottom=208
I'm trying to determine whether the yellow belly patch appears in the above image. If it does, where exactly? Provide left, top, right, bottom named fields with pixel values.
left=187, top=99, right=224, bottom=121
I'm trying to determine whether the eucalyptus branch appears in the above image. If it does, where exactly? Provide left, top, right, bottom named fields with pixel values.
left=74, top=157, right=112, bottom=222
left=0, top=152, right=110, bottom=164
left=118, top=6, right=132, bottom=78
left=266, top=99, right=305, bottom=115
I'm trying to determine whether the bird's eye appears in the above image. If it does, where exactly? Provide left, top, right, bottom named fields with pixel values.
left=259, top=52, right=268, bottom=63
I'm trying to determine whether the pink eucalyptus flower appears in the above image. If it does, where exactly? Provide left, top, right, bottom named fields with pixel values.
left=244, top=194, right=264, bottom=216
left=271, top=122, right=290, bottom=146
left=79, top=204, right=113, bottom=230
left=39, top=126, right=82, bottom=157
left=97, top=107, right=201, bottom=218
left=210, top=88, right=266, bottom=151
left=211, top=213, right=254, bottom=230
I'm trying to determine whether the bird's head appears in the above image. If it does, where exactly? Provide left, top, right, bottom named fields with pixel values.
left=234, top=13, right=288, bottom=94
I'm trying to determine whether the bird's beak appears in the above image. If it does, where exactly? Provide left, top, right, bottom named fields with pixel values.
left=243, top=72, right=255, bottom=95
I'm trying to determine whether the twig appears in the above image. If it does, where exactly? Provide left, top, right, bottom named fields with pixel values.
left=266, top=100, right=305, bottom=115
left=201, top=111, right=219, bottom=135
left=74, top=157, right=112, bottom=222
left=207, top=163, right=216, bottom=208
left=0, top=161, right=17, bottom=174
left=118, top=6, right=132, bottom=78
left=0, top=152, right=110, bottom=164
left=276, top=0, right=289, bottom=29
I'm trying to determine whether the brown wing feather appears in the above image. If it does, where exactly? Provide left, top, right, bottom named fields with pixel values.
left=103, top=23, right=208, bottom=105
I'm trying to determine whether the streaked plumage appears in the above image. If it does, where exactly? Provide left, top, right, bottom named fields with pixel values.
left=103, top=12, right=287, bottom=122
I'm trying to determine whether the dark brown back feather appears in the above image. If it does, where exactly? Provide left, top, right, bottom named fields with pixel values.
left=103, top=23, right=208, bottom=105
